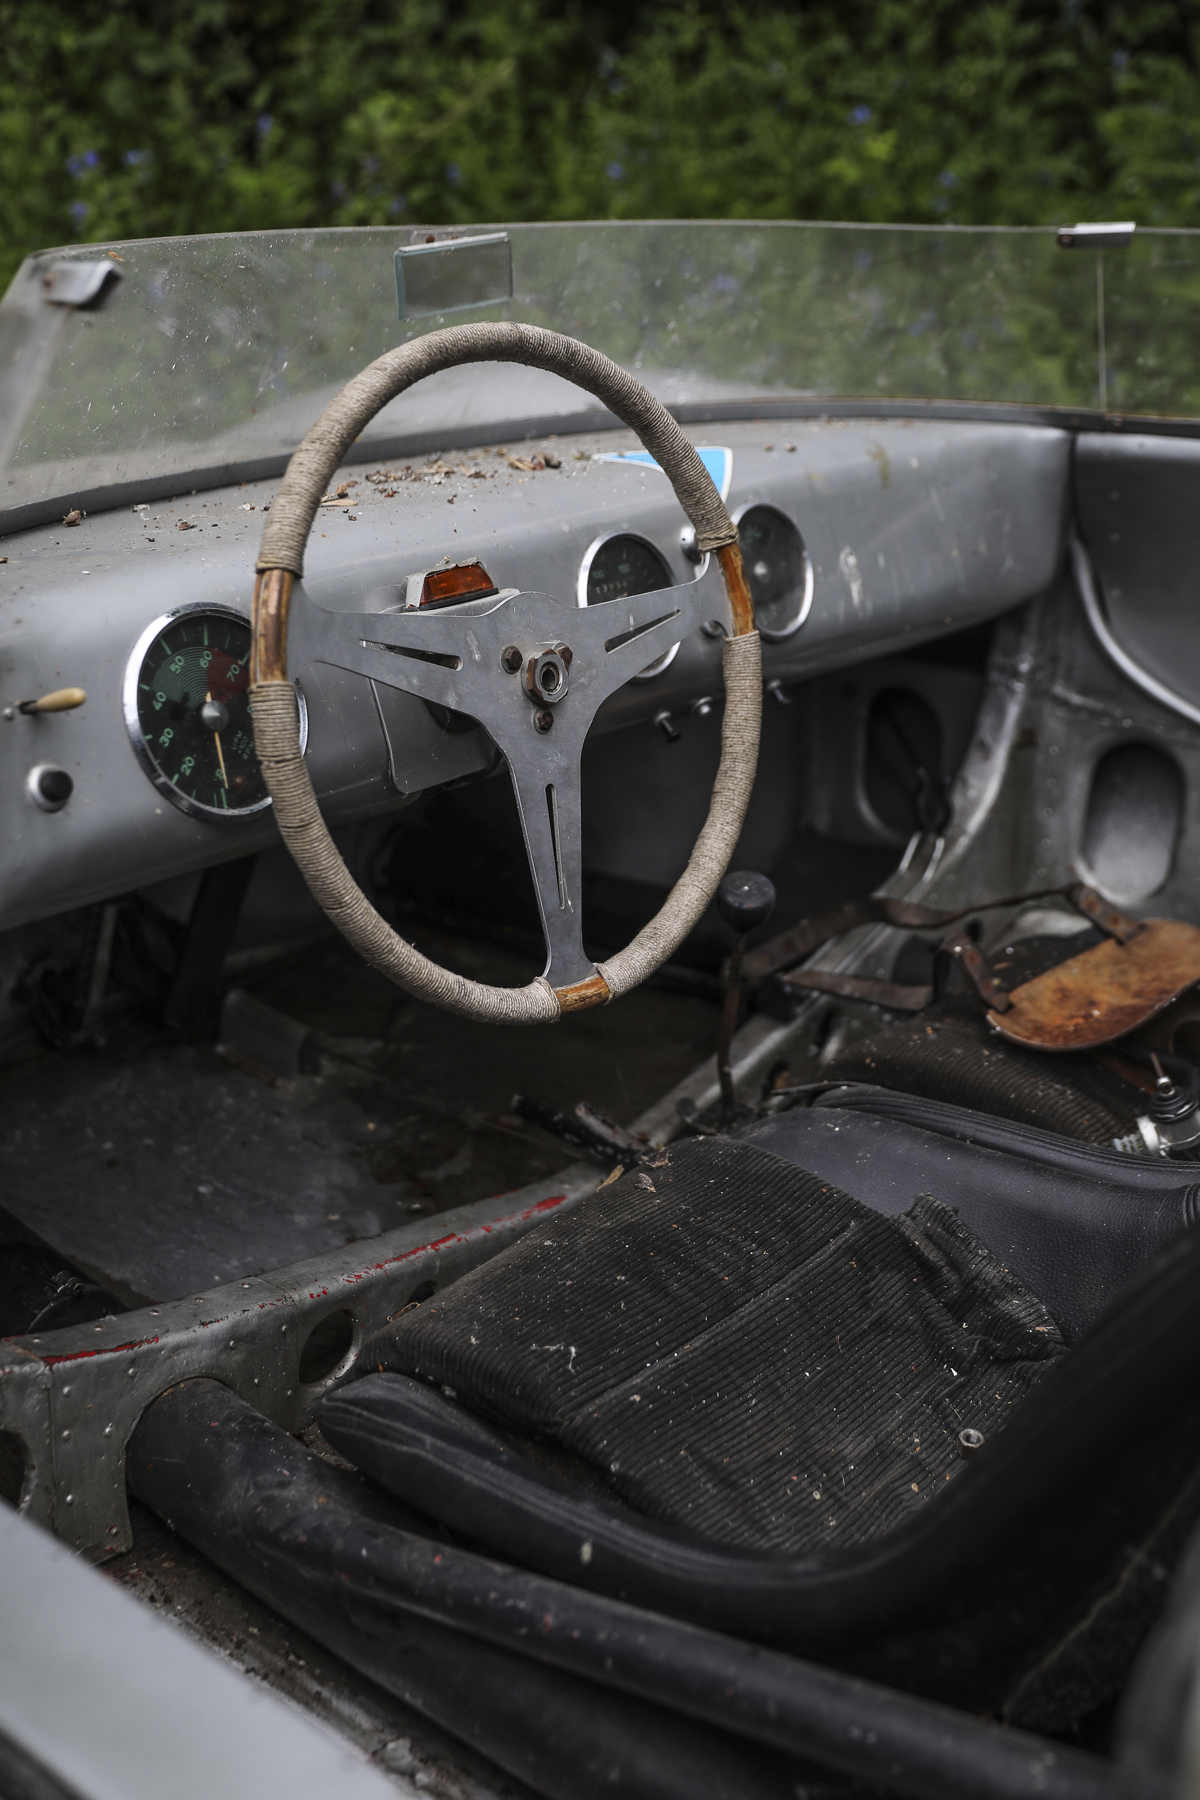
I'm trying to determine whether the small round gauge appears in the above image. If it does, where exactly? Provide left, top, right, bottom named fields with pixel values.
left=577, top=532, right=679, bottom=679
left=123, top=604, right=304, bottom=820
left=734, top=503, right=813, bottom=641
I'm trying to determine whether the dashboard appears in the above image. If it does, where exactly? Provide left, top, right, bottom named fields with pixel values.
left=0, top=417, right=1069, bottom=933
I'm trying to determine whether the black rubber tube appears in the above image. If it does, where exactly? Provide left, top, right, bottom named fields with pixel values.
left=129, top=1380, right=1113, bottom=1800
left=128, top=1381, right=806, bottom=1800
left=322, top=1223, right=1200, bottom=1646
left=808, top=1085, right=1195, bottom=1185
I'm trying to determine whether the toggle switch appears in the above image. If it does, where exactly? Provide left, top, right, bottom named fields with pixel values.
left=17, top=687, right=87, bottom=716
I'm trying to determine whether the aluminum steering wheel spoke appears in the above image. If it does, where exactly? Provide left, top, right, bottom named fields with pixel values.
left=286, top=558, right=730, bottom=987
left=486, top=709, right=593, bottom=988
left=570, top=568, right=723, bottom=699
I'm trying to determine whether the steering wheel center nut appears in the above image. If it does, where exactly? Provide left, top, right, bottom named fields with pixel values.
left=525, top=647, right=570, bottom=706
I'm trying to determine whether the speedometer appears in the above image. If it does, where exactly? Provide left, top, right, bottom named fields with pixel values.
left=577, top=532, right=680, bottom=679
left=123, top=604, right=304, bottom=820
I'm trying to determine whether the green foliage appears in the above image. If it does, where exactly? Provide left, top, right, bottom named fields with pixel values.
left=4, top=0, right=1200, bottom=288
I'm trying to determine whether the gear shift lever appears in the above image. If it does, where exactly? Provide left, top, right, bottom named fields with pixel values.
left=716, top=870, right=776, bottom=1125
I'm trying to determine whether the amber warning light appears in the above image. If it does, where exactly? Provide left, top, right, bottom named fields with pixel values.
left=404, top=559, right=499, bottom=610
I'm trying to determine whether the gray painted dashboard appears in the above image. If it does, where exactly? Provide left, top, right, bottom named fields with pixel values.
left=0, top=416, right=1068, bottom=931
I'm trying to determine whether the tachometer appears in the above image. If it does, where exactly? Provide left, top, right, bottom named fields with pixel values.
left=123, top=604, right=305, bottom=820
left=733, top=504, right=813, bottom=641
left=577, top=532, right=679, bottom=679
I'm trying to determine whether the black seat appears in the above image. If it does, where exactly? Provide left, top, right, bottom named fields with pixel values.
left=742, top=1084, right=1200, bottom=1339
left=320, top=1117, right=1200, bottom=1675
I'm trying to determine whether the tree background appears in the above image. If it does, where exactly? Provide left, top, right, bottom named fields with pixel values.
left=3, top=0, right=1199, bottom=286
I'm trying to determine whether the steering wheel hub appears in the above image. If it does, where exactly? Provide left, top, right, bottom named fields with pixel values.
left=526, top=648, right=570, bottom=706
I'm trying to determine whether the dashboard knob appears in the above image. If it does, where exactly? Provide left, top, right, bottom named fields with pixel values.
left=27, top=764, right=74, bottom=812
left=717, top=869, right=776, bottom=935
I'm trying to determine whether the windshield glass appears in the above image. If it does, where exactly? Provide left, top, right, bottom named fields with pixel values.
left=4, top=219, right=1200, bottom=529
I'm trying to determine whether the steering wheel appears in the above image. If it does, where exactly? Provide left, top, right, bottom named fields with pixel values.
left=250, top=323, right=761, bottom=1024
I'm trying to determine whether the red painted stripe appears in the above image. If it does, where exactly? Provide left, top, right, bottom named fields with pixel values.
left=26, top=1191, right=574, bottom=1366
left=43, top=1335, right=161, bottom=1366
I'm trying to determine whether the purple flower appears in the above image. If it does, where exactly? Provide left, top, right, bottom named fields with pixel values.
left=606, top=161, right=624, bottom=181
left=257, top=113, right=273, bottom=138
left=849, top=104, right=872, bottom=125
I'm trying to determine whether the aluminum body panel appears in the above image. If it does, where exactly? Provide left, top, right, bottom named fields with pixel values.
left=0, top=1164, right=599, bottom=1559
left=0, top=1500, right=401, bottom=1800
left=0, top=419, right=1069, bottom=932
left=1074, top=432, right=1200, bottom=722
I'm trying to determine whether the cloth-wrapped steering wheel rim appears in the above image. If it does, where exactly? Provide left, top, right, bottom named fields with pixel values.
left=249, top=322, right=761, bottom=1025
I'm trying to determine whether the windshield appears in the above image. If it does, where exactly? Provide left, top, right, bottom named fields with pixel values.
left=4, top=219, right=1200, bottom=531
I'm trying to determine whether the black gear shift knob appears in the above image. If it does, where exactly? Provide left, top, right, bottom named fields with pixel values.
left=717, top=870, right=776, bottom=935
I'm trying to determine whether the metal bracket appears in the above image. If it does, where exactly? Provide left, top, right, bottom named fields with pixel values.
left=1070, top=883, right=1141, bottom=945
left=40, top=259, right=123, bottom=309
left=0, top=1166, right=599, bottom=1560
left=940, top=929, right=1012, bottom=1013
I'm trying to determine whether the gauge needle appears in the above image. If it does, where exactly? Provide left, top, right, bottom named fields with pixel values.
left=206, top=690, right=229, bottom=789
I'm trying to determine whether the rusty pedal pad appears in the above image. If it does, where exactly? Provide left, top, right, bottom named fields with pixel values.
left=988, top=919, right=1200, bottom=1051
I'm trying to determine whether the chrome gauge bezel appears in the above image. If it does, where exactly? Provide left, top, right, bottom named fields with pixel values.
left=732, top=501, right=814, bottom=642
left=123, top=602, right=308, bottom=822
left=576, top=530, right=681, bottom=680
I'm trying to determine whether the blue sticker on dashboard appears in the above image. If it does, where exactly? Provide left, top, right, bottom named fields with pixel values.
left=595, top=446, right=733, bottom=501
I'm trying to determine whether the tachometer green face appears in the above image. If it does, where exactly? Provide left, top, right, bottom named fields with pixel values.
left=125, top=607, right=273, bottom=819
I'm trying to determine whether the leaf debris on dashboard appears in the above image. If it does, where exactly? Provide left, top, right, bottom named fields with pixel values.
left=504, top=452, right=562, bottom=472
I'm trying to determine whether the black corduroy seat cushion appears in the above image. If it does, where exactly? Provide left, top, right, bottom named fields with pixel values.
left=368, top=1138, right=1063, bottom=1554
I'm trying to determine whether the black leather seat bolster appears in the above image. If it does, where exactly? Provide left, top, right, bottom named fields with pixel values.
left=741, top=1093, right=1199, bottom=1340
